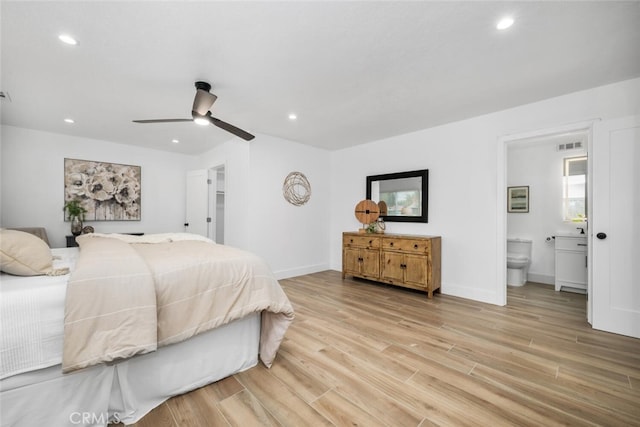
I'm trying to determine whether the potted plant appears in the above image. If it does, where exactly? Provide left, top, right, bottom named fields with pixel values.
left=63, top=199, right=88, bottom=236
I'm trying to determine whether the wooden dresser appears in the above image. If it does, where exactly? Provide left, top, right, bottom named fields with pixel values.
left=342, top=232, right=441, bottom=298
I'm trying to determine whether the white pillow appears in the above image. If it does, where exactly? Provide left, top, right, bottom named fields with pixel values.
left=80, top=232, right=214, bottom=244
left=0, top=229, right=67, bottom=276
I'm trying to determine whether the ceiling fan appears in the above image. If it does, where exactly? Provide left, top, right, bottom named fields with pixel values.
left=133, top=81, right=255, bottom=141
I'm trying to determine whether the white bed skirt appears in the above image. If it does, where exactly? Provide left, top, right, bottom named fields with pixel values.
left=0, top=312, right=260, bottom=427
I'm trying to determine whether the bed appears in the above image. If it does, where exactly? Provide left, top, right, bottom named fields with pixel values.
left=0, top=231, right=294, bottom=426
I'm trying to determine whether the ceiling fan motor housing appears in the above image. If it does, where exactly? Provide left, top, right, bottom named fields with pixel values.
left=195, top=81, right=211, bottom=92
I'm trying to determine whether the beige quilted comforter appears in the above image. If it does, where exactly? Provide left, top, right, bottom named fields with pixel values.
left=62, top=234, right=294, bottom=373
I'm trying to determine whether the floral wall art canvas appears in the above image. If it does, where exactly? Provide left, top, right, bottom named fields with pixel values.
left=64, top=158, right=141, bottom=221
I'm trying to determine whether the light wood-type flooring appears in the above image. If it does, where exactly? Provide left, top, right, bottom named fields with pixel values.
left=121, top=271, right=640, bottom=426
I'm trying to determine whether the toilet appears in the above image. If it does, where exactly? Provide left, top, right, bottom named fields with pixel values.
left=507, top=238, right=532, bottom=286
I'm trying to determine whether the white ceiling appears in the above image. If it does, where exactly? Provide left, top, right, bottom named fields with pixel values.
left=2, top=1, right=639, bottom=155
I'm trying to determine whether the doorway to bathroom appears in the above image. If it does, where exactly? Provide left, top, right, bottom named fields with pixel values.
left=500, top=116, right=640, bottom=338
left=505, top=129, right=589, bottom=309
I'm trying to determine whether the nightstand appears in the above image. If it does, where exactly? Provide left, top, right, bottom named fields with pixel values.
left=66, top=235, right=79, bottom=247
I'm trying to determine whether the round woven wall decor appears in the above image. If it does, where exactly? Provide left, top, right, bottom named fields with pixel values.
left=283, top=171, right=311, bottom=206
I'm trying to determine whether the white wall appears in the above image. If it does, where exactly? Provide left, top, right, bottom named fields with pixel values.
left=507, top=138, right=587, bottom=285
left=1, top=125, right=331, bottom=280
left=199, top=139, right=251, bottom=250
left=0, top=126, right=196, bottom=248
left=330, top=118, right=500, bottom=303
left=329, top=77, right=640, bottom=305
left=199, top=134, right=331, bottom=279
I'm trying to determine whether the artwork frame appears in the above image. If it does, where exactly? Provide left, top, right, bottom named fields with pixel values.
left=507, top=186, right=529, bottom=213
left=64, top=158, right=141, bottom=221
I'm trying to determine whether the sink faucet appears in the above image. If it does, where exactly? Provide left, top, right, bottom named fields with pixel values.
left=576, top=227, right=585, bottom=235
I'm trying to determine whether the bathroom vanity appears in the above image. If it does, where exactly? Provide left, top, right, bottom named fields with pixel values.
left=554, top=235, right=587, bottom=292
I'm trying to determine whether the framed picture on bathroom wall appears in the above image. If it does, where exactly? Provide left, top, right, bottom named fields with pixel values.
left=507, top=186, right=529, bottom=213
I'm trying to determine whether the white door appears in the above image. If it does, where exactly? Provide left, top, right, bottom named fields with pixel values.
left=185, top=169, right=209, bottom=238
left=591, top=115, right=640, bottom=338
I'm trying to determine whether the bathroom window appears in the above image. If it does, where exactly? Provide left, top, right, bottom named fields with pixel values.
left=563, top=156, right=587, bottom=222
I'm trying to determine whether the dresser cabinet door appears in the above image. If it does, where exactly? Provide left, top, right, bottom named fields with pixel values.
left=343, top=247, right=362, bottom=276
left=381, top=251, right=404, bottom=283
left=404, top=254, right=428, bottom=288
left=361, top=248, right=380, bottom=278
left=344, top=247, right=380, bottom=278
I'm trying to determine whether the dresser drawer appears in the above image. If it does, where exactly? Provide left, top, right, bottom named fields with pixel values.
left=343, top=235, right=381, bottom=249
left=382, top=238, right=430, bottom=254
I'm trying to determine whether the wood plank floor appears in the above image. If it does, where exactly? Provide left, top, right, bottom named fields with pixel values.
left=122, top=271, right=640, bottom=426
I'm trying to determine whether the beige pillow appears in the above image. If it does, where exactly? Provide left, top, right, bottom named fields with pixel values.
left=0, top=229, right=65, bottom=276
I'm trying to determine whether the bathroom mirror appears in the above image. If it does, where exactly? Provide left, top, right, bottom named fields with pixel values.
left=366, top=169, right=428, bottom=223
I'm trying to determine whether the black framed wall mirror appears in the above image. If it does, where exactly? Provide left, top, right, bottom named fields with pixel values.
left=366, top=169, right=429, bottom=223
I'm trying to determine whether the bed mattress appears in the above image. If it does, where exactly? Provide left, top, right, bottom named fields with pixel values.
left=0, top=247, right=78, bottom=379
left=1, top=313, right=260, bottom=426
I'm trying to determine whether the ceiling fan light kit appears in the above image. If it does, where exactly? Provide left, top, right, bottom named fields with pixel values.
left=133, top=81, right=255, bottom=141
left=193, top=115, right=210, bottom=126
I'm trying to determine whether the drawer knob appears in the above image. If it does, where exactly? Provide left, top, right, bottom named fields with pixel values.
left=390, top=242, right=394, bottom=246
left=414, top=244, right=418, bottom=249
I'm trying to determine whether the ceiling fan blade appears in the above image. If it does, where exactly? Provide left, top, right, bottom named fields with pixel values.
left=132, top=82, right=252, bottom=140
left=133, top=118, right=193, bottom=123
left=192, top=90, right=217, bottom=116
left=209, top=116, right=255, bottom=141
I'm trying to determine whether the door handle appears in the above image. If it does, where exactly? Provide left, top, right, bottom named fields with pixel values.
left=596, top=232, right=607, bottom=240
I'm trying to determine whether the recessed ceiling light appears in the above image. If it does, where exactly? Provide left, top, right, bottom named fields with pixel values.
left=288, top=113, right=297, bottom=120
left=64, top=118, right=75, bottom=124
left=58, top=34, right=78, bottom=45
left=496, top=17, right=514, bottom=30
left=171, top=139, right=179, bottom=144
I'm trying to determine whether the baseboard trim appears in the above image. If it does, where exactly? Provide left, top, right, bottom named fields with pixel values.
left=527, top=272, right=554, bottom=285
left=273, top=263, right=329, bottom=280
left=442, top=283, right=501, bottom=306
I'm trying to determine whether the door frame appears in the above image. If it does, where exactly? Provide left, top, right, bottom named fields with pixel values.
left=209, top=163, right=226, bottom=244
left=496, top=120, right=597, bottom=321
